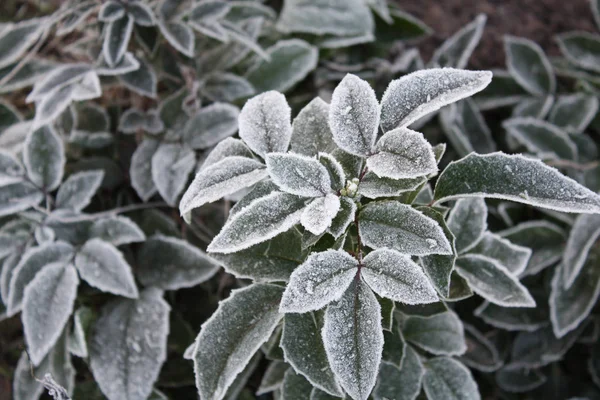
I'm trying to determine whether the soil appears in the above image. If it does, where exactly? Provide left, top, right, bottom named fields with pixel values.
left=398, top=0, right=598, bottom=68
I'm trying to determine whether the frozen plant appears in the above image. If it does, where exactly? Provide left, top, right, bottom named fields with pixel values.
left=180, top=68, right=600, bottom=400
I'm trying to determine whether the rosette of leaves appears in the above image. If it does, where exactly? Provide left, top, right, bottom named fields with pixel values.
left=179, top=67, right=600, bottom=400
left=0, top=124, right=221, bottom=400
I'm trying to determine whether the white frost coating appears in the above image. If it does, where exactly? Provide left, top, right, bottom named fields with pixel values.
left=238, top=91, right=292, bottom=157
left=180, top=157, right=268, bottom=216
left=300, top=194, right=341, bottom=235
left=367, top=128, right=437, bottom=179
left=280, top=250, right=358, bottom=313
left=22, top=263, right=78, bottom=366
left=556, top=31, right=600, bottom=73
left=359, top=201, right=453, bottom=256
left=362, top=248, right=438, bottom=304
left=434, top=152, right=600, bottom=214
left=357, top=173, right=425, bottom=199
left=208, top=191, right=307, bottom=254
left=549, top=93, right=599, bottom=133
left=74, top=238, right=139, bottom=299
left=469, top=232, right=532, bottom=276
left=328, top=197, right=357, bottom=238
left=504, top=35, right=556, bottom=96
left=55, top=170, right=104, bottom=212
left=447, top=197, right=488, bottom=254
left=403, top=311, right=467, bottom=356
left=423, top=357, right=480, bottom=400
left=380, top=68, right=492, bottom=132
left=373, top=348, right=424, bottom=400
left=455, top=254, right=536, bottom=307
left=24, top=125, right=65, bottom=191
left=318, top=152, right=346, bottom=191
left=130, top=139, right=159, bottom=201
left=431, top=14, right=486, bottom=69
left=322, top=280, right=383, bottom=400
left=199, top=138, right=254, bottom=171
left=33, top=84, right=76, bottom=130
left=89, top=216, right=146, bottom=246
left=503, top=117, right=577, bottom=161
left=183, top=102, right=240, bottom=150
left=26, top=63, right=92, bottom=102
left=103, top=15, right=135, bottom=68
left=290, top=98, right=336, bottom=156
left=266, top=152, right=331, bottom=197
left=89, top=288, right=170, bottom=400
left=151, top=143, right=196, bottom=206
left=329, top=73, right=380, bottom=157
left=562, top=214, right=600, bottom=287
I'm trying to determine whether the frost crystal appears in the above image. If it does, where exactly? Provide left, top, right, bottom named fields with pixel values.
left=280, top=250, right=358, bottom=313
left=301, top=194, right=341, bottom=235
left=290, top=98, right=336, bottom=156
left=266, top=152, right=332, bottom=197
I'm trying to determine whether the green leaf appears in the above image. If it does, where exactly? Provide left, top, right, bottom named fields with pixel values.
left=130, top=139, right=159, bottom=201
left=423, top=357, right=480, bottom=400
left=55, top=170, right=103, bottom=212
left=455, top=254, right=535, bottom=307
left=183, top=103, right=240, bottom=150
left=459, top=324, right=502, bottom=372
left=24, top=125, right=65, bottom=191
left=281, top=312, right=342, bottom=396
left=403, top=311, right=467, bottom=356
left=467, top=232, right=532, bottom=276
left=360, top=200, right=453, bottom=256
left=201, top=72, right=255, bottom=102
left=504, top=35, right=555, bottom=95
left=382, top=319, right=405, bottom=367
left=375, top=7, right=431, bottom=41
left=512, top=95, right=554, bottom=119
left=290, top=98, right=336, bottom=157
left=357, top=173, right=425, bottom=199
left=0, top=17, right=48, bottom=70
left=548, top=93, right=599, bottom=133
left=374, top=346, right=424, bottom=400
left=444, top=271, right=473, bottom=302
left=103, top=15, right=134, bottom=67
left=281, top=369, right=314, bottom=399
left=0, top=181, right=43, bottom=217
left=433, top=152, right=600, bottom=214
left=247, top=39, right=318, bottom=93
left=266, top=152, right=332, bottom=197
left=323, top=280, right=383, bottom=400
left=396, top=301, right=449, bottom=318
left=151, top=142, right=196, bottom=206
left=431, top=14, right=486, bottom=69
left=193, top=283, right=284, bottom=400
left=503, top=118, right=577, bottom=160
left=120, top=57, right=157, bottom=98
left=495, top=365, right=546, bottom=393
left=257, top=361, right=287, bottom=395
left=89, top=288, right=170, bottom=400
left=473, top=70, right=528, bottom=110
left=137, top=235, right=219, bottom=290
left=556, top=32, right=600, bottom=73
left=562, top=214, right=600, bottom=287
left=447, top=197, right=488, bottom=254
left=88, top=216, right=145, bottom=246
left=474, top=299, right=548, bottom=332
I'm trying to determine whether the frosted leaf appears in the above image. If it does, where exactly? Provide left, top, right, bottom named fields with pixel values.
left=35, top=226, right=55, bottom=244
left=238, top=91, right=292, bottom=157
left=359, top=201, right=453, bottom=256
left=423, top=357, right=480, bottom=400
left=32, top=84, right=76, bottom=129
left=0, top=181, right=43, bottom=217
left=103, top=15, right=134, bottom=67
left=498, top=221, right=566, bottom=277
left=510, top=325, right=587, bottom=368
left=281, top=312, right=343, bottom=396
left=455, top=254, right=535, bottom=307
left=367, top=128, right=437, bottom=179
left=322, top=280, right=383, bottom=400
left=276, top=0, right=373, bottom=37
left=136, top=235, right=219, bottom=290
left=212, top=228, right=307, bottom=282
left=120, top=57, right=157, bottom=98
left=431, top=14, right=486, bottom=69
left=229, top=180, right=279, bottom=217
left=246, top=39, right=319, bottom=93
left=118, top=108, right=164, bottom=134
left=380, top=68, right=492, bottom=132
left=357, top=173, right=425, bottom=199
left=549, top=94, right=599, bottom=133
left=0, top=17, right=48, bottom=70
left=364, top=0, right=392, bottom=23
left=474, top=300, right=548, bottom=332
left=7, top=241, right=74, bottom=316
left=55, top=170, right=103, bottom=212
left=329, top=74, right=380, bottom=157
left=220, top=19, right=269, bottom=60
left=200, top=138, right=254, bottom=171
left=290, top=98, right=336, bottom=156
left=459, top=324, right=502, bottom=372
left=208, top=191, right=306, bottom=253
left=434, top=152, right=600, bottom=214
left=74, top=238, right=139, bottom=298
left=503, top=118, right=577, bottom=160
left=68, top=306, right=92, bottom=358
left=318, top=153, right=346, bottom=191
left=280, top=367, right=314, bottom=399
left=495, top=365, right=546, bottom=393
left=24, top=125, right=65, bottom=191
left=26, top=64, right=91, bottom=102
left=374, top=347, right=424, bottom=400
left=447, top=197, right=488, bottom=254
left=70, top=71, right=102, bottom=102
left=23, top=263, right=79, bottom=365
left=512, top=95, right=554, bottom=119
left=89, top=288, right=170, bottom=400
left=550, top=250, right=600, bottom=338
left=414, top=184, right=434, bottom=204
left=504, top=36, right=555, bottom=96
left=279, top=250, right=358, bottom=313
left=151, top=143, right=196, bottom=206
left=89, top=216, right=146, bottom=246
left=441, top=99, right=496, bottom=158
left=266, top=152, right=332, bottom=197
left=183, top=103, right=240, bottom=150
left=201, top=72, right=255, bottom=102
left=180, top=157, right=268, bottom=216
left=0, top=149, right=24, bottom=186
left=96, top=51, right=140, bottom=77
left=301, top=195, right=340, bottom=235
left=561, top=214, right=600, bottom=287
left=194, top=283, right=284, bottom=400
left=556, top=32, right=600, bottom=73
left=157, top=17, right=194, bottom=56
left=128, top=2, right=156, bottom=26
left=257, top=362, right=287, bottom=395
left=468, top=232, right=532, bottom=276
left=99, top=1, right=124, bottom=22
left=362, top=248, right=438, bottom=304
left=328, top=197, right=356, bottom=239
left=402, top=311, right=467, bottom=356
left=130, top=139, right=159, bottom=201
